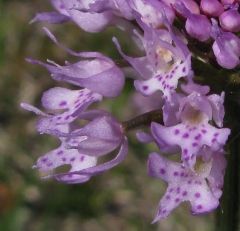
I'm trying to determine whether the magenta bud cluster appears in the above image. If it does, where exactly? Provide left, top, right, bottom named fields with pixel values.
left=164, top=0, right=240, bottom=69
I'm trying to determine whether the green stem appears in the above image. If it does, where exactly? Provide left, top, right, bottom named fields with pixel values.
left=216, top=90, right=240, bottom=231
left=216, top=134, right=240, bottom=231
left=122, top=109, right=163, bottom=131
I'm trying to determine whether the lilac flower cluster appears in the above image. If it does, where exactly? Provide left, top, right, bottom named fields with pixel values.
left=22, top=0, right=234, bottom=223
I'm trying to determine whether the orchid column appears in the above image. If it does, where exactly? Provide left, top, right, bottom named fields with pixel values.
left=22, top=0, right=240, bottom=230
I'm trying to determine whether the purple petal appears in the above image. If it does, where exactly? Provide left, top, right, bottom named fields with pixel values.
left=131, top=91, right=163, bottom=114
left=36, top=117, right=70, bottom=135
left=61, top=0, right=114, bottom=33
left=151, top=122, right=180, bottom=153
left=67, top=116, right=123, bottom=156
left=208, top=92, right=225, bottom=127
left=20, top=103, right=48, bottom=116
left=27, top=44, right=124, bottom=98
left=151, top=122, right=230, bottom=168
left=181, top=82, right=210, bottom=95
left=74, top=136, right=128, bottom=176
left=211, top=20, right=240, bottom=69
left=36, top=144, right=97, bottom=184
left=51, top=0, right=70, bottom=16
left=30, top=12, right=69, bottom=24
left=148, top=153, right=220, bottom=222
left=162, top=92, right=182, bottom=126
left=129, top=0, right=175, bottom=28
left=40, top=87, right=102, bottom=125
left=136, top=131, right=154, bottom=143
left=53, top=137, right=128, bottom=181
left=113, top=37, right=153, bottom=80
left=207, top=150, right=226, bottom=198
left=134, top=55, right=191, bottom=101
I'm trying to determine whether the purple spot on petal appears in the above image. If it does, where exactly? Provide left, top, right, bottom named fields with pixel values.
left=183, top=149, right=188, bottom=155
left=47, top=162, right=53, bottom=167
left=174, top=171, right=179, bottom=176
left=176, top=187, right=181, bottom=193
left=195, top=180, right=202, bottom=185
left=70, top=157, right=75, bottom=162
left=195, top=192, right=201, bottom=198
left=183, top=133, right=189, bottom=138
left=59, top=101, right=67, bottom=107
left=201, top=129, right=207, bottom=134
left=175, top=198, right=180, bottom=203
left=162, top=209, right=167, bottom=214
left=192, top=142, right=198, bottom=147
left=57, top=150, right=63, bottom=155
left=143, top=86, right=148, bottom=91
left=197, top=205, right=202, bottom=210
left=159, top=168, right=166, bottom=174
left=64, top=115, right=70, bottom=120
left=80, top=156, right=85, bottom=162
left=212, top=138, right=217, bottom=143
left=42, top=157, right=48, bottom=162
left=75, top=104, right=81, bottom=109
left=182, top=191, right=187, bottom=196
left=62, top=157, right=66, bottom=162
left=174, top=129, right=180, bottom=135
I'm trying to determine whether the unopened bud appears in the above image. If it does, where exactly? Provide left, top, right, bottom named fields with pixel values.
left=186, top=14, right=211, bottom=41
left=219, top=9, right=240, bottom=32
left=200, top=0, right=224, bottom=17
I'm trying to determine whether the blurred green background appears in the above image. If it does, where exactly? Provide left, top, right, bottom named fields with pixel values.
left=0, top=1, right=215, bottom=230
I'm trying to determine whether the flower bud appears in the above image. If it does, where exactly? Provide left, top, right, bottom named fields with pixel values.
left=221, top=0, right=235, bottom=4
left=186, top=14, right=211, bottom=41
left=200, top=0, right=224, bottom=17
left=212, top=32, right=240, bottom=69
left=162, top=0, right=200, bottom=14
left=219, top=9, right=240, bottom=32
left=181, top=0, right=200, bottom=14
